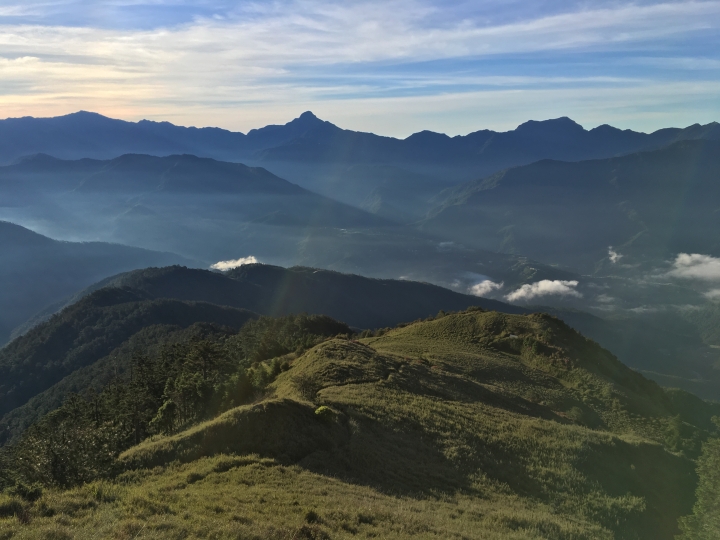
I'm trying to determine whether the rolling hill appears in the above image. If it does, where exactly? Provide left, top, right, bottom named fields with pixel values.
left=0, top=288, right=257, bottom=444
left=0, top=221, right=198, bottom=346
left=4, top=262, right=720, bottom=453
left=2, top=308, right=718, bottom=539
left=0, top=264, right=527, bottom=445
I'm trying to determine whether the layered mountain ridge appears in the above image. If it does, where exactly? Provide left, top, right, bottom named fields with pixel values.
left=1, top=111, right=717, bottom=221
left=423, top=139, right=720, bottom=272
left=2, top=111, right=718, bottom=170
left=0, top=221, right=197, bottom=346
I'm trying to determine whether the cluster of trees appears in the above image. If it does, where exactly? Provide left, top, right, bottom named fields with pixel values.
left=678, top=418, right=720, bottom=540
left=0, top=314, right=349, bottom=489
left=0, top=292, right=255, bottom=429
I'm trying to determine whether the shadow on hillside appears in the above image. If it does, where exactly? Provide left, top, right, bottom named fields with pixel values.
left=297, top=412, right=474, bottom=497
left=576, top=437, right=696, bottom=540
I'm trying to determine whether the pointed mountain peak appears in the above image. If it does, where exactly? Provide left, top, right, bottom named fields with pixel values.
left=290, top=110, right=328, bottom=129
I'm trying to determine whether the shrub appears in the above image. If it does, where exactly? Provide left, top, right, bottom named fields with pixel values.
left=9, top=481, right=43, bottom=502
left=0, top=493, right=24, bottom=519
left=314, top=406, right=335, bottom=422
left=295, top=525, right=329, bottom=540
left=304, top=509, right=321, bottom=523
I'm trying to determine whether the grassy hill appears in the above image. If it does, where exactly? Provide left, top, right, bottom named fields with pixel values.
left=7, top=262, right=720, bottom=453
left=2, top=309, right=717, bottom=539
left=0, top=264, right=525, bottom=446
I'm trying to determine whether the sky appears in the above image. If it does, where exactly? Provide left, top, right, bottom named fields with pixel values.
left=0, top=0, right=718, bottom=137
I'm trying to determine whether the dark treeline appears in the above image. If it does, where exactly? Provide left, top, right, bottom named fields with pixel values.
left=0, top=314, right=349, bottom=490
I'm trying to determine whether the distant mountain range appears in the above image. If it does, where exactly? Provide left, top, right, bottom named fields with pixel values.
left=0, top=151, right=578, bottom=291
left=0, top=152, right=395, bottom=262
left=423, top=139, right=720, bottom=273
left=2, top=111, right=718, bottom=221
left=3, top=114, right=720, bottom=307
left=2, top=110, right=718, bottom=170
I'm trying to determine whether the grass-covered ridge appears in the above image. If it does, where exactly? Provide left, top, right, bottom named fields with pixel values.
left=2, top=309, right=718, bottom=539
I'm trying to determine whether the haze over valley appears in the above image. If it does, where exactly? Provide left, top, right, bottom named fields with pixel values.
left=3, top=112, right=720, bottom=399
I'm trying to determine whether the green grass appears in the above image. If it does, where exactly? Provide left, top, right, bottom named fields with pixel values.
left=0, top=453, right=617, bottom=540
left=1, top=309, right=711, bottom=539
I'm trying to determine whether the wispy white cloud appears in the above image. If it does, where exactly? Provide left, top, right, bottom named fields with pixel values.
left=506, top=280, right=582, bottom=302
left=468, top=279, right=503, bottom=297
left=4, top=1, right=719, bottom=65
left=0, top=1, right=718, bottom=133
left=210, top=255, right=258, bottom=270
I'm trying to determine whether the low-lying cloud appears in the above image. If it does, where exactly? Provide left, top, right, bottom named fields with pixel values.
left=667, top=253, right=720, bottom=281
left=468, top=279, right=504, bottom=297
left=210, top=255, right=258, bottom=271
left=608, top=246, right=622, bottom=263
left=506, top=280, right=582, bottom=302
left=705, top=289, right=720, bottom=300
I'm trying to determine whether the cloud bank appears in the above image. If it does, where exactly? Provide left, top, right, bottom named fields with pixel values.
left=468, top=280, right=504, bottom=297
left=667, top=253, right=720, bottom=280
left=506, top=280, right=582, bottom=302
left=210, top=255, right=258, bottom=271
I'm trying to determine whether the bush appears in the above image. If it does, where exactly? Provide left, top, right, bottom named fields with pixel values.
left=0, top=493, right=24, bottom=519
left=314, top=406, right=335, bottom=422
left=9, top=481, right=43, bottom=502
left=305, top=509, right=321, bottom=523
left=678, top=420, right=720, bottom=539
left=295, top=525, right=329, bottom=540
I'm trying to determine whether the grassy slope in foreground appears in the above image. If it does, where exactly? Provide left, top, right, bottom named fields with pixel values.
left=3, top=310, right=713, bottom=540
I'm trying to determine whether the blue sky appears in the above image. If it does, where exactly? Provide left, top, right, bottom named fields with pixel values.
left=0, top=0, right=718, bottom=136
